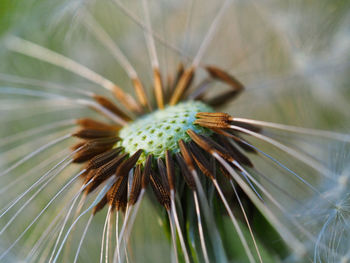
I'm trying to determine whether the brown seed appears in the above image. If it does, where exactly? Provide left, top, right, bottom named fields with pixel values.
left=174, top=153, right=196, bottom=191
left=165, top=150, right=175, bottom=191
left=188, top=142, right=214, bottom=179
left=86, top=147, right=123, bottom=171
left=108, top=175, right=128, bottom=211
left=73, top=144, right=113, bottom=163
left=84, top=153, right=127, bottom=194
left=93, top=196, right=108, bottom=215
left=73, top=137, right=120, bottom=163
left=169, top=67, right=195, bottom=105
left=196, top=112, right=231, bottom=119
left=71, top=141, right=86, bottom=151
left=150, top=172, right=170, bottom=210
left=82, top=169, right=95, bottom=183
left=142, top=154, right=153, bottom=189
left=194, top=119, right=229, bottom=129
left=205, top=66, right=244, bottom=92
left=76, top=118, right=120, bottom=131
left=154, top=68, right=164, bottom=109
left=111, top=84, right=143, bottom=114
left=157, top=158, right=167, bottom=186
left=129, top=164, right=143, bottom=205
left=132, top=77, right=150, bottom=110
left=178, top=140, right=195, bottom=172
left=73, top=128, right=116, bottom=139
left=93, top=94, right=132, bottom=121
left=195, top=112, right=231, bottom=129
left=187, top=130, right=234, bottom=162
left=115, top=149, right=143, bottom=178
left=166, top=63, right=184, bottom=100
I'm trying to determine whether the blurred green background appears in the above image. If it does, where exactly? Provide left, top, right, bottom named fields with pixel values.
left=0, top=0, right=349, bottom=262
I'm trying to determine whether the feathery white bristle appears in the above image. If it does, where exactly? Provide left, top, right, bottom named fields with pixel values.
left=1, top=1, right=349, bottom=262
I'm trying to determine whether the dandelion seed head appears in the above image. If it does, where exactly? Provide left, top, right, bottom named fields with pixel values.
left=118, top=101, right=213, bottom=163
left=1, top=0, right=350, bottom=262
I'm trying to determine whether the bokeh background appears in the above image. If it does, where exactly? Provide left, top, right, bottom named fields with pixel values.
left=0, top=0, right=349, bottom=262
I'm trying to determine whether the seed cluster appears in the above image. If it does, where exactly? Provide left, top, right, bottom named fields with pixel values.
left=118, top=101, right=213, bottom=163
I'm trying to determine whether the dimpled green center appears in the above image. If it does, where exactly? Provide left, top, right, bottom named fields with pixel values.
left=118, top=101, right=214, bottom=163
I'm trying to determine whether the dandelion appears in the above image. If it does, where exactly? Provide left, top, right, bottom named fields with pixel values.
left=0, top=0, right=349, bottom=262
